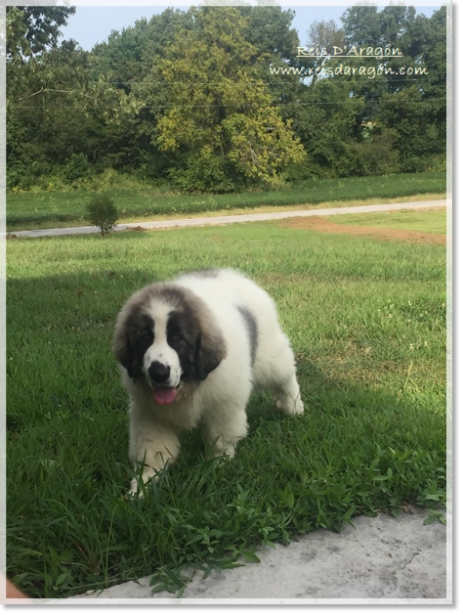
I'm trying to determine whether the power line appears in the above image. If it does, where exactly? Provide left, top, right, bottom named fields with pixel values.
left=13, top=97, right=446, bottom=110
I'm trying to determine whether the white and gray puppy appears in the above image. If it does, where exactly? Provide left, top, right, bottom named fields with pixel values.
left=113, top=268, right=304, bottom=493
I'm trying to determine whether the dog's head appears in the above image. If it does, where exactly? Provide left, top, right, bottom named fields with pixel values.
left=113, top=284, right=226, bottom=404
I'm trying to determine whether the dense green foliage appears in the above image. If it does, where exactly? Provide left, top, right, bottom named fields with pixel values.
left=85, top=194, right=119, bottom=237
left=6, top=5, right=76, bottom=60
left=6, top=5, right=446, bottom=194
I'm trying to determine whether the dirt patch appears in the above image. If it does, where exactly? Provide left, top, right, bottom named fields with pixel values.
left=276, top=216, right=446, bottom=246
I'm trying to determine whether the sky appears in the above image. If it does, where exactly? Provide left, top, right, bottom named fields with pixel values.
left=59, top=4, right=442, bottom=51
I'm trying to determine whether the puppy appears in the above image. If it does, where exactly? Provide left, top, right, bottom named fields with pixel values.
left=113, top=269, right=304, bottom=493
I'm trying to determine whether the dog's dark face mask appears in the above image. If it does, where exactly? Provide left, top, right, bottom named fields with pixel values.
left=119, top=312, right=154, bottom=380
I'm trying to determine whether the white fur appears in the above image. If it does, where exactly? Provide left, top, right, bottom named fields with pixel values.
left=121, top=269, right=304, bottom=493
left=141, top=302, right=183, bottom=389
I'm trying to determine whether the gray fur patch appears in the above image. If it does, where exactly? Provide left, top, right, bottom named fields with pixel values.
left=236, top=306, right=258, bottom=366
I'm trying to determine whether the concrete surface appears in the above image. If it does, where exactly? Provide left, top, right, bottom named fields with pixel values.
left=55, top=506, right=450, bottom=605
left=5, top=199, right=447, bottom=239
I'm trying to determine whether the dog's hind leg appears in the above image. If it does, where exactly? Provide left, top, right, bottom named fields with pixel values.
left=253, top=332, right=304, bottom=415
left=272, top=373, right=304, bottom=415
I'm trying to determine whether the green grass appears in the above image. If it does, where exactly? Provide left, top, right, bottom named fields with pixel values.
left=326, top=208, right=447, bottom=234
left=6, top=171, right=446, bottom=231
left=7, top=214, right=446, bottom=598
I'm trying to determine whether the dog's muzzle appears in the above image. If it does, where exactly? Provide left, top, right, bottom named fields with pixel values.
left=148, top=361, right=171, bottom=385
left=148, top=361, right=179, bottom=405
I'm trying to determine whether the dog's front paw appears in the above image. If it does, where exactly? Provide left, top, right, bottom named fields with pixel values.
left=293, top=397, right=304, bottom=415
left=129, top=470, right=158, bottom=497
left=129, top=477, right=142, bottom=496
left=275, top=394, right=304, bottom=415
left=212, top=441, right=237, bottom=462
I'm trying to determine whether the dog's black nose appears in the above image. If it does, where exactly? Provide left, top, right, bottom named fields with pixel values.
left=148, top=361, right=171, bottom=383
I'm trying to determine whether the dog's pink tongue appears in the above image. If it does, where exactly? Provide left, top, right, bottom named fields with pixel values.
left=153, top=387, right=177, bottom=405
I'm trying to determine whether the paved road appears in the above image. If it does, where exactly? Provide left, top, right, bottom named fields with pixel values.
left=5, top=199, right=447, bottom=239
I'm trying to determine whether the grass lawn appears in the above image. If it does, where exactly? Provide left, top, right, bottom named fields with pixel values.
left=326, top=208, right=447, bottom=234
left=6, top=171, right=446, bottom=231
left=6, top=212, right=447, bottom=598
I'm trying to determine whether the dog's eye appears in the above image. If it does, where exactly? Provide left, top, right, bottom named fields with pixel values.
left=169, top=331, right=183, bottom=344
left=139, top=330, right=153, bottom=344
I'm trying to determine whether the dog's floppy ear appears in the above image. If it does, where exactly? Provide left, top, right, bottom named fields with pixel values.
left=113, top=298, right=155, bottom=380
left=113, top=330, right=137, bottom=378
left=194, top=331, right=226, bottom=381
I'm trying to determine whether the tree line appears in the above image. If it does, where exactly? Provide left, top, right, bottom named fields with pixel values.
left=6, top=4, right=447, bottom=193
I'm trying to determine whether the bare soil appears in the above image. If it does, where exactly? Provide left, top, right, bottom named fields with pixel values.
left=276, top=215, right=446, bottom=246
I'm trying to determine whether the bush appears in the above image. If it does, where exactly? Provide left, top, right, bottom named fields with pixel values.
left=65, top=153, right=89, bottom=181
left=85, top=194, right=119, bottom=237
left=283, top=156, right=334, bottom=182
left=167, top=151, right=250, bottom=194
left=349, top=135, right=401, bottom=177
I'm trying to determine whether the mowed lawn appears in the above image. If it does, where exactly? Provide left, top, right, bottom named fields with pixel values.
left=6, top=210, right=447, bottom=598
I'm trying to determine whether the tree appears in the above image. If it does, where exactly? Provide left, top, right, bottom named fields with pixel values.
left=340, top=5, right=446, bottom=98
left=338, top=5, right=446, bottom=170
left=85, top=195, right=119, bottom=237
left=6, top=5, right=76, bottom=60
left=5, top=4, right=447, bottom=189
left=6, top=32, right=143, bottom=190
left=8, top=40, right=95, bottom=187
left=91, top=8, right=193, bottom=178
left=147, top=6, right=304, bottom=191
left=303, top=20, right=344, bottom=88
left=237, top=4, right=299, bottom=64
left=375, top=87, right=444, bottom=172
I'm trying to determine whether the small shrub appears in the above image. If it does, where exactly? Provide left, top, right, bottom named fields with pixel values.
left=85, top=194, right=118, bottom=237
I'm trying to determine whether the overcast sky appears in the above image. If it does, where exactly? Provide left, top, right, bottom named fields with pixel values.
left=59, top=5, right=441, bottom=51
